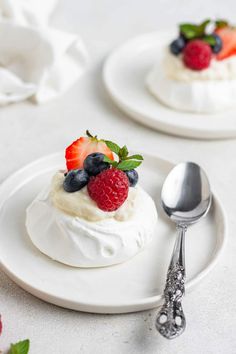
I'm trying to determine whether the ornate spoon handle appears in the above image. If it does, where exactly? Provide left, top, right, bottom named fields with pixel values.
left=156, top=225, right=187, bottom=339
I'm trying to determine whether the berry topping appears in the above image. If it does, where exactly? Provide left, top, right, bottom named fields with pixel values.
left=63, top=169, right=89, bottom=193
left=63, top=133, right=144, bottom=209
left=183, top=40, right=212, bottom=70
left=170, top=19, right=236, bottom=68
left=87, top=168, right=129, bottom=211
left=211, top=33, right=222, bottom=54
left=216, top=27, right=236, bottom=60
left=84, top=152, right=110, bottom=176
left=125, top=169, right=138, bottom=187
left=65, top=131, right=114, bottom=171
left=170, top=36, right=186, bottom=55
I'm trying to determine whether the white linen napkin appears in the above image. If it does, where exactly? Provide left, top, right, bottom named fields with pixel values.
left=0, top=0, right=89, bottom=105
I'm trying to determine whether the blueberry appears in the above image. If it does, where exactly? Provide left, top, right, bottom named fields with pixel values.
left=125, top=169, right=138, bottom=187
left=170, top=36, right=186, bottom=55
left=84, top=153, right=110, bottom=176
left=63, top=169, right=89, bottom=192
left=211, top=34, right=222, bottom=54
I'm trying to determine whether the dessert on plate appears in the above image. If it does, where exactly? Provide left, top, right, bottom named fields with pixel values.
left=26, top=131, right=158, bottom=268
left=146, top=19, right=236, bottom=113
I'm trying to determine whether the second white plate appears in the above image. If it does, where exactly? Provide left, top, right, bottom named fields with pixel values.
left=103, top=31, right=236, bottom=139
left=0, top=153, right=226, bottom=313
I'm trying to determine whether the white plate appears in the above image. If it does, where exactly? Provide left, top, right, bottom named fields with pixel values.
left=0, top=153, right=226, bottom=314
left=103, top=31, right=236, bottom=139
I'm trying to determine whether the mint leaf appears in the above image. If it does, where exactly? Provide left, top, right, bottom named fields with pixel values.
left=117, top=160, right=142, bottom=171
left=103, top=155, right=118, bottom=167
left=104, top=140, right=120, bottom=155
left=180, top=23, right=198, bottom=39
left=104, top=139, right=143, bottom=169
left=203, top=35, right=217, bottom=46
left=125, top=154, right=143, bottom=161
left=10, top=339, right=30, bottom=354
left=180, top=19, right=211, bottom=39
left=198, top=19, right=211, bottom=34
left=119, top=145, right=129, bottom=159
left=215, top=19, right=228, bottom=29
left=103, top=156, right=114, bottom=164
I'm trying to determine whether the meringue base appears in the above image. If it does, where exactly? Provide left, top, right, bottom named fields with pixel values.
left=26, top=185, right=158, bottom=268
left=146, top=63, right=236, bottom=113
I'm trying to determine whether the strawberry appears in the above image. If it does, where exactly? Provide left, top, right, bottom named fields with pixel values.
left=87, top=168, right=129, bottom=211
left=65, top=131, right=114, bottom=171
left=215, top=27, right=236, bottom=60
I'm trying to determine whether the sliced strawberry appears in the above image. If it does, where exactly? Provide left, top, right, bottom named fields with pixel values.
left=65, top=132, right=114, bottom=171
left=216, top=27, right=236, bottom=60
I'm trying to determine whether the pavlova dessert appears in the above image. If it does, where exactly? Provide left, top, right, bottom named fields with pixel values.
left=26, top=131, right=157, bottom=267
left=147, top=19, right=236, bottom=113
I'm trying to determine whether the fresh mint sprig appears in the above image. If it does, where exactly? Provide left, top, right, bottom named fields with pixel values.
left=179, top=18, right=230, bottom=42
left=180, top=19, right=210, bottom=40
left=105, top=140, right=120, bottom=155
left=179, top=18, right=231, bottom=48
left=203, top=34, right=217, bottom=46
left=103, top=140, right=143, bottom=171
left=9, top=339, right=30, bottom=354
left=125, top=154, right=143, bottom=160
left=117, top=160, right=142, bottom=170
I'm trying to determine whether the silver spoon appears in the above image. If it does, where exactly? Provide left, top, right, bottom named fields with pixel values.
left=155, top=162, right=212, bottom=340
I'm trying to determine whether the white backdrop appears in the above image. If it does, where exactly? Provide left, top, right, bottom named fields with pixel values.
left=0, top=0, right=236, bottom=353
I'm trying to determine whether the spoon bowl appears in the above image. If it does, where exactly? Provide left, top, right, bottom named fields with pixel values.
left=161, top=162, right=212, bottom=225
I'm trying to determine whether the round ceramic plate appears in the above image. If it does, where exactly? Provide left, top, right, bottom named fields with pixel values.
left=103, top=31, right=236, bottom=139
left=0, top=153, right=226, bottom=314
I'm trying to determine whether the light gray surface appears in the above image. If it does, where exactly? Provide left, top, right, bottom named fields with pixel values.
left=0, top=0, right=236, bottom=353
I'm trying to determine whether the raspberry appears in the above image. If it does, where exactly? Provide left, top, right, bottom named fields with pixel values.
left=183, top=40, right=212, bottom=70
left=87, top=168, right=129, bottom=211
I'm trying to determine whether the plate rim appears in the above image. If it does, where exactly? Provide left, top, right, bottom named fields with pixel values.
left=103, top=30, right=236, bottom=140
left=0, top=152, right=227, bottom=313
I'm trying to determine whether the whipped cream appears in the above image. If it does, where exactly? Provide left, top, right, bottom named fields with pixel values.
left=146, top=49, right=236, bottom=113
left=26, top=173, right=158, bottom=268
left=164, top=50, right=236, bottom=81
left=51, top=172, right=137, bottom=222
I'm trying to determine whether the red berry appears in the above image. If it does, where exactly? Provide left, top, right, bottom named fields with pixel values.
left=65, top=135, right=114, bottom=171
left=87, top=168, right=129, bottom=211
left=216, top=27, right=236, bottom=60
left=0, top=315, right=2, bottom=336
left=183, top=40, right=212, bottom=70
